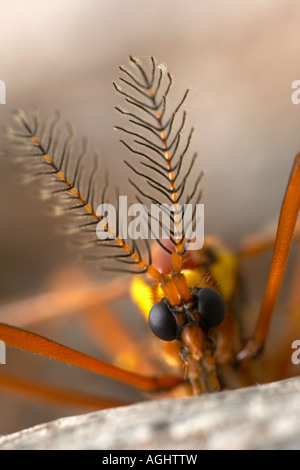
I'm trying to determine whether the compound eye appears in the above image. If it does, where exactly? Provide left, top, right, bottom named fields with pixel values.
left=148, top=301, right=177, bottom=341
left=197, top=287, right=226, bottom=328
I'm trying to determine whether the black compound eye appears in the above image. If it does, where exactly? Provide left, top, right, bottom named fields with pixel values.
left=148, top=301, right=177, bottom=341
left=197, top=287, right=226, bottom=328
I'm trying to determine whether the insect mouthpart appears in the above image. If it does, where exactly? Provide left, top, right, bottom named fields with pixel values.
left=148, top=287, right=226, bottom=342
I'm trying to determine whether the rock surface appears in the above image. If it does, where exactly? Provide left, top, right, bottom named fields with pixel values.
left=1, top=377, right=300, bottom=450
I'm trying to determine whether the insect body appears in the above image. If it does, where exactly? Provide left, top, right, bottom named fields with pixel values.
left=0, top=56, right=299, bottom=416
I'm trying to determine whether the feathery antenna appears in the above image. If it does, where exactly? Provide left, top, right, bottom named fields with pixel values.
left=114, top=56, right=203, bottom=255
left=4, top=56, right=203, bottom=280
left=4, top=109, right=163, bottom=280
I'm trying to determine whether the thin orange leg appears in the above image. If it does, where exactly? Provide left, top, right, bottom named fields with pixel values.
left=0, top=323, right=181, bottom=392
left=0, top=277, right=128, bottom=327
left=237, top=153, right=300, bottom=362
left=268, top=251, right=300, bottom=381
left=0, top=371, right=130, bottom=410
left=289, top=250, right=300, bottom=314
left=238, top=219, right=300, bottom=260
left=79, top=306, right=159, bottom=376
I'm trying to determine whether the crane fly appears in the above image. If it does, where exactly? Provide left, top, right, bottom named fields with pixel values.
left=0, top=56, right=299, bottom=423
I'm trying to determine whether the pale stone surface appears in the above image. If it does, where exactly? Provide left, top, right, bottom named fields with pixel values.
left=1, top=377, right=300, bottom=450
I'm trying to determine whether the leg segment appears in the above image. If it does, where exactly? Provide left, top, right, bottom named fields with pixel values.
left=0, top=277, right=128, bottom=327
left=0, top=323, right=181, bottom=392
left=238, top=220, right=300, bottom=260
left=0, top=372, right=130, bottom=410
left=237, top=154, right=300, bottom=362
left=79, top=306, right=159, bottom=376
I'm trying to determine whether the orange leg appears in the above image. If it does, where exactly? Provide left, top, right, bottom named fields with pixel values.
left=237, top=154, right=300, bottom=362
left=213, top=310, right=241, bottom=366
left=289, top=250, right=300, bottom=314
left=0, top=371, right=130, bottom=410
left=0, top=277, right=128, bottom=327
left=238, top=219, right=300, bottom=260
left=79, top=306, right=159, bottom=376
left=267, top=251, right=300, bottom=382
left=0, top=323, right=181, bottom=392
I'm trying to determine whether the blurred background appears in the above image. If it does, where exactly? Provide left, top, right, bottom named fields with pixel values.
left=0, top=0, right=300, bottom=435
